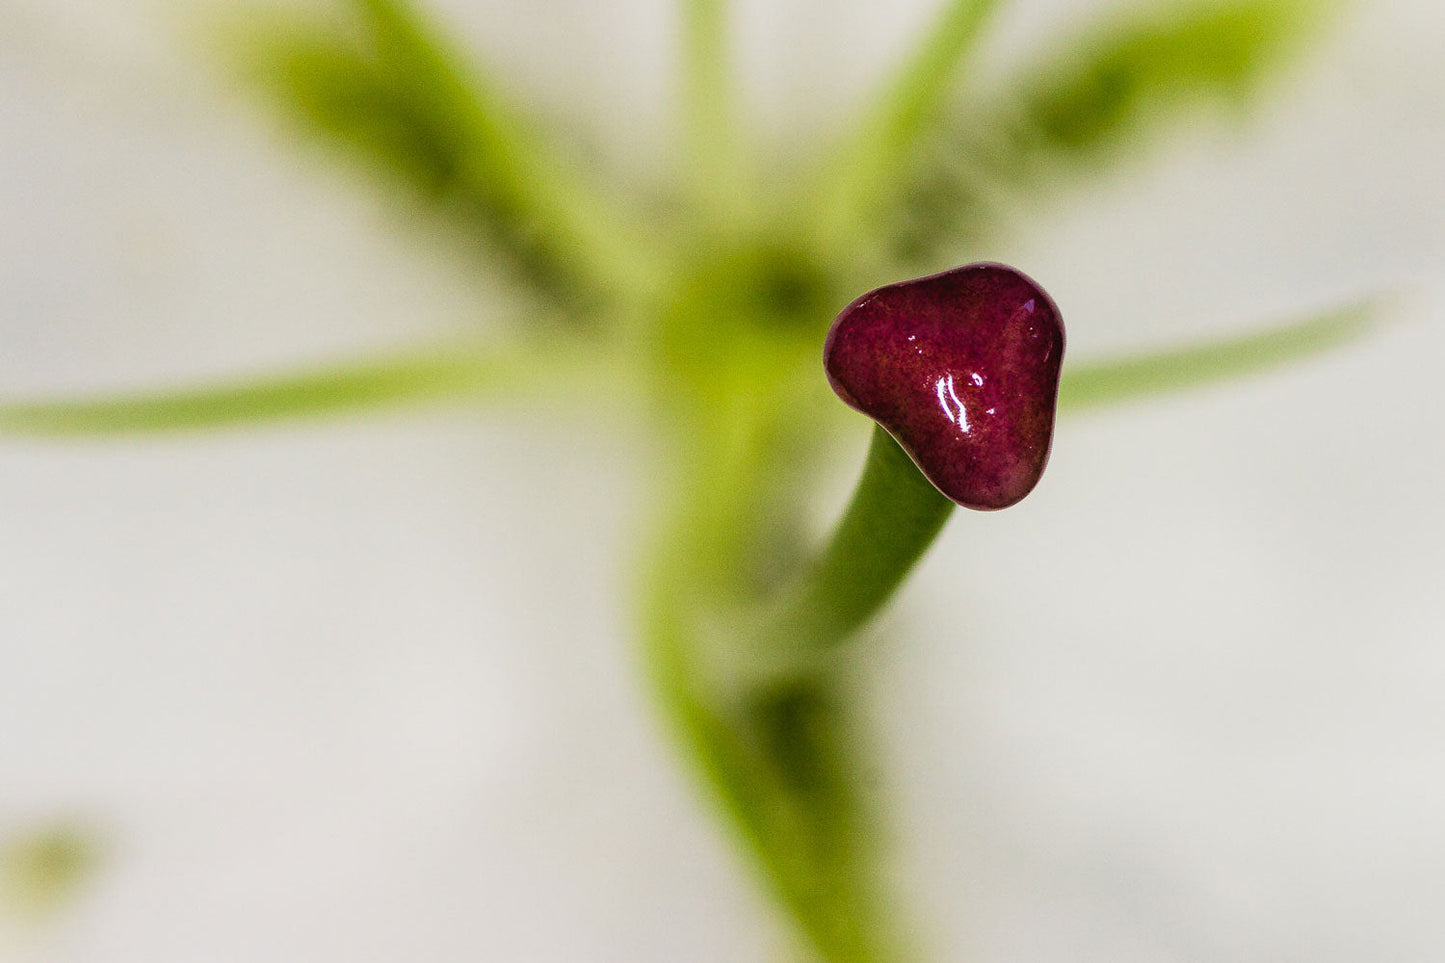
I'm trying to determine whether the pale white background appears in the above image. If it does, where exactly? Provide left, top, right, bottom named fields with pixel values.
left=1, top=0, right=1443, bottom=960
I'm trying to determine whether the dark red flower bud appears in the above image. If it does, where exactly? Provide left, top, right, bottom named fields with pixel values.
left=824, top=263, right=1065, bottom=510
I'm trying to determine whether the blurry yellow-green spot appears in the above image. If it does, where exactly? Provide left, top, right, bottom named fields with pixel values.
left=1, top=824, right=102, bottom=921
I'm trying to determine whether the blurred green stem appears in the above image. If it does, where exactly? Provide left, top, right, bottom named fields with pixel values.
left=0, top=341, right=627, bottom=436
left=680, top=0, right=745, bottom=221
left=0, top=300, right=1375, bottom=438
left=249, top=0, right=666, bottom=306
left=361, top=0, right=666, bottom=297
left=1058, top=299, right=1378, bottom=412
left=813, top=0, right=1000, bottom=251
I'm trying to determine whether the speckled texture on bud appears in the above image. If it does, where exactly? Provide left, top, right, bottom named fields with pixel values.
left=824, top=263, right=1065, bottom=510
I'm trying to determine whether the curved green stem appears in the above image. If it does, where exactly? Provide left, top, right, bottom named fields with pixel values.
left=641, top=421, right=952, bottom=963
left=756, top=425, right=953, bottom=661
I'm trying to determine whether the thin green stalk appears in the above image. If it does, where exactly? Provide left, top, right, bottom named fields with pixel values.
left=881, top=0, right=1343, bottom=264
left=362, top=0, right=666, bottom=301
left=1058, top=298, right=1379, bottom=413
left=242, top=0, right=667, bottom=305
left=640, top=413, right=944, bottom=963
left=748, top=425, right=953, bottom=674
left=812, top=0, right=1001, bottom=251
left=641, top=420, right=955, bottom=961
left=645, top=586, right=896, bottom=963
left=679, top=0, right=745, bottom=220
left=0, top=342, right=626, bottom=436
left=391, top=0, right=665, bottom=290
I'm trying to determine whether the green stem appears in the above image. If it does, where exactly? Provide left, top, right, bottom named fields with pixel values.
left=0, top=341, right=629, bottom=436
left=290, top=0, right=667, bottom=304
left=1057, top=298, right=1379, bottom=413
left=812, top=0, right=1000, bottom=252
left=641, top=419, right=949, bottom=963
left=755, top=425, right=953, bottom=663
left=679, top=0, right=745, bottom=221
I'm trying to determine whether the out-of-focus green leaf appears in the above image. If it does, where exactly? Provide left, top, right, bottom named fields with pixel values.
left=0, top=342, right=621, bottom=436
left=1058, top=298, right=1377, bottom=412
left=811, top=0, right=1002, bottom=253
left=884, top=0, right=1338, bottom=265
left=1000, top=0, right=1337, bottom=161
left=238, top=0, right=662, bottom=307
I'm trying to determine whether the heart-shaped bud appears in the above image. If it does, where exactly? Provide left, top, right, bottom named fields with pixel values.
left=824, top=263, right=1065, bottom=510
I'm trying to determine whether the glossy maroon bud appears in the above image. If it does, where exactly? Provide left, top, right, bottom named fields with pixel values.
left=824, top=263, right=1065, bottom=510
